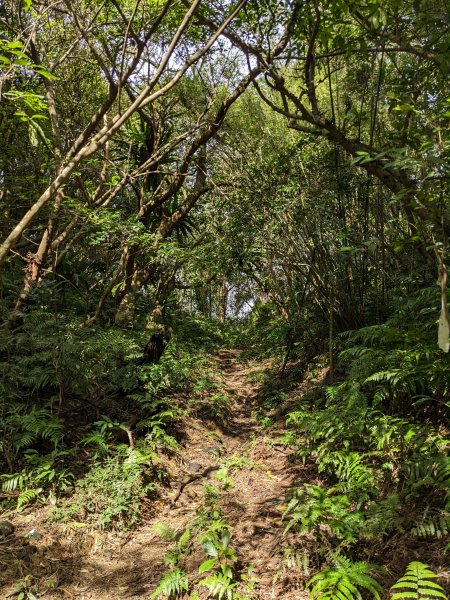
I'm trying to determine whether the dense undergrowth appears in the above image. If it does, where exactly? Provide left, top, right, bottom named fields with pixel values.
left=0, top=309, right=224, bottom=525
left=1, top=287, right=449, bottom=599
left=277, top=287, right=450, bottom=597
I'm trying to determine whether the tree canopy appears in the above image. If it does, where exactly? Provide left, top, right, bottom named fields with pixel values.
left=0, top=0, right=449, bottom=598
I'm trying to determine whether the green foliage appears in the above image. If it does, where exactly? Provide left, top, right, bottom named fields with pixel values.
left=306, top=556, right=383, bottom=600
left=190, top=366, right=231, bottom=424
left=390, top=562, right=447, bottom=600
left=11, top=574, right=39, bottom=600
left=52, top=447, right=155, bottom=530
left=0, top=404, right=72, bottom=508
left=235, top=302, right=290, bottom=359
left=123, top=342, right=201, bottom=399
left=0, top=404, right=64, bottom=479
left=173, top=313, right=224, bottom=350
left=363, top=493, right=402, bottom=538
left=339, top=289, right=450, bottom=408
left=193, top=368, right=220, bottom=394
left=0, top=308, right=206, bottom=514
left=284, top=290, right=450, bottom=585
left=283, top=484, right=364, bottom=542
left=152, top=523, right=179, bottom=542
left=200, top=571, right=237, bottom=599
left=164, top=528, right=192, bottom=568
left=152, top=496, right=244, bottom=599
left=196, top=517, right=241, bottom=599
left=275, top=548, right=311, bottom=581
left=1, top=3, right=450, bottom=596
left=195, top=391, right=230, bottom=425
left=152, top=525, right=199, bottom=598
left=321, top=451, right=377, bottom=499
left=150, top=568, right=189, bottom=599
left=286, top=296, right=450, bottom=517
left=199, top=520, right=236, bottom=568
left=411, top=507, right=450, bottom=539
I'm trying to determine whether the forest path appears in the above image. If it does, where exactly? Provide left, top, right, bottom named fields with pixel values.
left=2, top=349, right=310, bottom=599
left=109, top=348, right=307, bottom=599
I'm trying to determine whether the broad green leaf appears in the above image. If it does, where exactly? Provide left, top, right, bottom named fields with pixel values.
left=198, top=558, right=217, bottom=573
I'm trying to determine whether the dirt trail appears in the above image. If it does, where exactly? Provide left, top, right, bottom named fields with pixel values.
left=1, top=349, right=309, bottom=599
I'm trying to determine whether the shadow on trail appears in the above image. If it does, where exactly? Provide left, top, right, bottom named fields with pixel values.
left=0, top=348, right=331, bottom=600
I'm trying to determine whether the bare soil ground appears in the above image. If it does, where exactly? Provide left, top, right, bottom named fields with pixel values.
left=1, top=349, right=315, bottom=599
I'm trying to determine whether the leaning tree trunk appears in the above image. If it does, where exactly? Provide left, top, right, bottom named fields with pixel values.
left=7, top=192, right=63, bottom=330
left=6, top=76, right=64, bottom=330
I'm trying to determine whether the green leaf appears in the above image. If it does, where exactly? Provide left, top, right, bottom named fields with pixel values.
left=221, top=564, right=233, bottom=579
left=34, top=67, right=57, bottom=80
left=199, top=558, right=217, bottom=573
left=5, top=41, right=23, bottom=49
left=390, top=562, right=447, bottom=600
left=177, top=528, right=191, bottom=549
left=221, top=530, right=230, bottom=548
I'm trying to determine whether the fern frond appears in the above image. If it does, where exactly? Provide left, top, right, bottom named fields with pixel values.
left=307, top=556, right=383, bottom=600
left=390, top=562, right=447, bottom=600
left=1, top=473, right=24, bottom=493
left=152, top=523, right=178, bottom=542
left=17, top=487, right=43, bottom=509
left=412, top=507, right=450, bottom=539
left=200, top=572, right=237, bottom=599
left=151, top=567, right=188, bottom=599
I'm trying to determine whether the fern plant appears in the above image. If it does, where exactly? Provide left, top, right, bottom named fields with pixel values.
left=150, top=567, right=189, bottom=599
left=152, top=523, right=179, bottom=542
left=284, top=306, right=450, bottom=553
left=390, top=562, right=447, bottom=600
left=1, top=448, right=74, bottom=509
left=0, top=404, right=64, bottom=472
left=339, top=293, right=450, bottom=411
left=163, top=528, right=192, bottom=568
left=282, top=484, right=364, bottom=542
left=411, top=507, right=450, bottom=539
left=200, top=571, right=237, bottom=599
left=151, top=527, right=193, bottom=598
left=306, top=556, right=383, bottom=600
left=318, top=450, right=377, bottom=504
